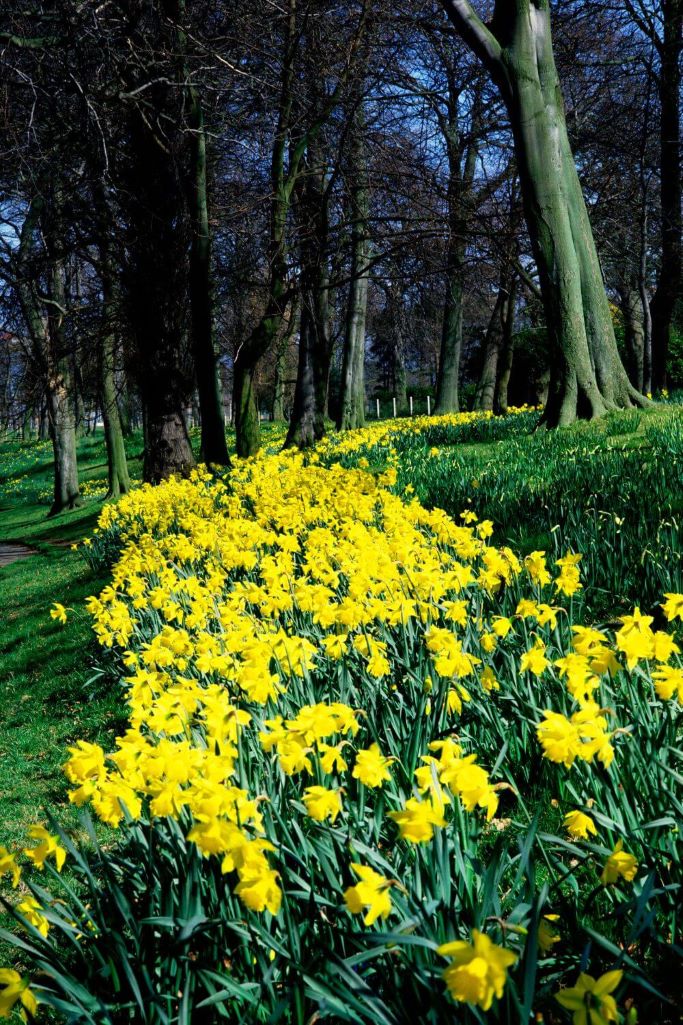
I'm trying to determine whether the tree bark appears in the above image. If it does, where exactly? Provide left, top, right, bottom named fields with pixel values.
left=434, top=83, right=480, bottom=414
left=442, top=0, right=647, bottom=425
left=122, top=66, right=196, bottom=483
left=619, top=282, right=646, bottom=393
left=16, top=193, right=81, bottom=515
left=272, top=300, right=298, bottom=422
left=495, top=279, right=517, bottom=414
left=95, top=189, right=131, bottom=500
left=285, top=149, right=333, bottom=449
left=337, top=107, right=369, bottom=432
left=474, top=286, right=507, bottom=411
left=43, top=189, right=81, bottom=515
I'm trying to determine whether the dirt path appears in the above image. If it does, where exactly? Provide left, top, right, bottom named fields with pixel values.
left=0, top=542, right=36, bottom=567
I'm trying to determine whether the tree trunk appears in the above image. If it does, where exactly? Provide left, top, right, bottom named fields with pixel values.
left=435, top=273, right=464, bottom=414
left=16, top=192, right=81, bottom=514
left=38, top=402, right=49, bottom=441
left=95, top=187, right=130, bottom=499
left=272, top=345, right=288, bottom=423
left=394, top=336, right=408, bottom=414
left=187, top=78, right=230, bottom=466
left=285, top=301, right=329, bottom=448
left=44, top=191, right=80, bottom=516
left=619, top=283, right=646, bottom=393
left=442, top=0, right=647, bottom=425
left=123, top=97, right=196, bottom=483
left=650, top=0, right=682, bottom=391
left=285, top=133, right=333, bottom=449
left=434, top=84, right=480, bottom=415
left=272, top=300, right=298, bottom=422
left=338, top=109, right=369, bottom=432
left=474, top=287, right=507, bottom=411
left=233, top=0, right=298, bottom=457
left=495, top=280, right=517, bottom=414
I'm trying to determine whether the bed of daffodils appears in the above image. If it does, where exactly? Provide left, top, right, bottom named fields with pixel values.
left=1, top=411, right=682, bottom=1023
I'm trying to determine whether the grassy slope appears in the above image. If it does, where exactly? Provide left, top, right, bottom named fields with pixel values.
left=0, top=435, right=142, bottom=850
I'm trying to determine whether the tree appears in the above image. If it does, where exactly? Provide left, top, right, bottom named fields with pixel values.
left=623, top=0, right=682, bottom=390
left=118, top=2, right=197, bottom=483
left=441, top=0, right=647, bottom=425
left=337, top=104, right=370, bottom=432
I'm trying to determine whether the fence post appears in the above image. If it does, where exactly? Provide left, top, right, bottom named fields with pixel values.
left=409, top=395, right=413, bottom=416
left=376, top=398, right=380, bottom=419
left=427, top=395, right=431, bottom=416
left=392, top=397, right=397, bottom=417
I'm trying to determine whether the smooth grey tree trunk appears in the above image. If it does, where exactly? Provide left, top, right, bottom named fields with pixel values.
left=442, top=0, right=647, bottom=425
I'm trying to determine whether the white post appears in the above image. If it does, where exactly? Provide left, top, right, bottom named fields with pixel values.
left=427, top=395, right=431, bottom=416
left=376, top=398, right=380, bottom=419
left=392, top=397, right=397, bottom=418
left=409, top=395, right=413, bottom=416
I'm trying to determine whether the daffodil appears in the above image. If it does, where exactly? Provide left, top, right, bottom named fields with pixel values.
left=600, top=841, right=638, bottom=885
left=564, top=810, right=597, bottom=840
left=302, top=785, right=343, bottom=823
left=538, top=914, right=561, bottom=953
left=0, top=847, right=21, bottom=888
left=352, top=743, right=394, bottom=788
left=0, top=968, right=38, bottom=1021
left=23, top=825, right=67, bottom=872
left=438, top=930, right=517, bottom=1011
left=49, top=602, right=68, bottom=625
left=555, top=969, right=623, bottom=1025
left=344, top=863, right=393, bottom=926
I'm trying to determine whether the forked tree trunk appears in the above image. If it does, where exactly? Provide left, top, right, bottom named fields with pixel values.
left=442, top=0, right=647, bottom=425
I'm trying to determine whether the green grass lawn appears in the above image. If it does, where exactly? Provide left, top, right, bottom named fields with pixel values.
left=0, top=434, right=144, bottom=851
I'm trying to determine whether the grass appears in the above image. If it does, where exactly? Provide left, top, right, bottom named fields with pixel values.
left=330, top=403, right=683, bottom=621
left=0, top=434, right=145, bottom=850
left=0, top=408, right=682, bottom=1020
left=2, top=405, right=681, bottom=851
